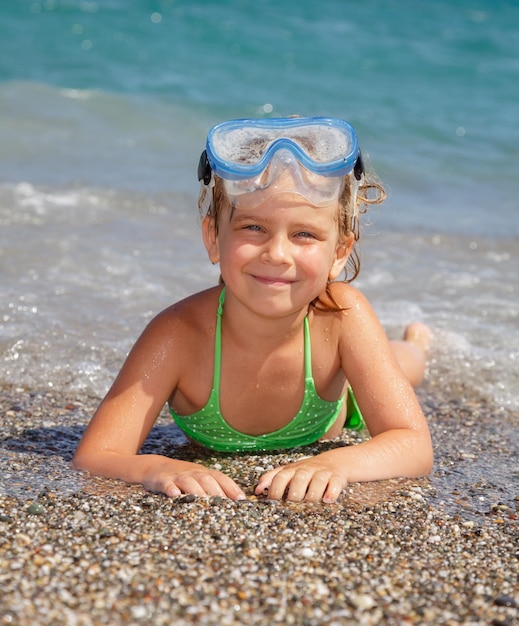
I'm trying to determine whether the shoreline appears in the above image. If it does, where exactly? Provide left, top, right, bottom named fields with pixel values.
left=1, top=384, right=518, bottom=625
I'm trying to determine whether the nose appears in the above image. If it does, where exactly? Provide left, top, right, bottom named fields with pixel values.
left=261, top=233, right=291, bottom=264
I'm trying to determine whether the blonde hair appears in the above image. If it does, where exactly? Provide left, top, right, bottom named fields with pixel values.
left=337, top=171, right=386, bottom=283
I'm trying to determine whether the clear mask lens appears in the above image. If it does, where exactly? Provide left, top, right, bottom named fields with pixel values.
left=212, top=123, right=354, bottom=171
left=223, top=149, right=345, bottom=208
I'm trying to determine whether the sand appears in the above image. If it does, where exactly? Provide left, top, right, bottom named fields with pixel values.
left=1, top=384, right=517, bottom=625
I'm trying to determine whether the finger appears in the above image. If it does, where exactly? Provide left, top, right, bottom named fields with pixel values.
left=197, top=474, right=229, bottom=497
left=285, top=469, right=315, bottom=502
left=303, top=471, right=333, bottom=503
left=255, top=467, right=284, bottom=496
left=174, top=475, right=212, bottom=497
left=144, top=475, right=182, bottom=498
left=201, top=473, right=247, bottom=501
left=173, top=473, right=244, bottom=500
left=163, top=481, right=182, bottom=498
left=322, top=476, right=345, bottom=504
left=267, top=468, right=297, bottom=501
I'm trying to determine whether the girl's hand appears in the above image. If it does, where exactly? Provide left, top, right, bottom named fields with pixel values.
left=143, top=460, right=247, bottom=500
left=255, top=455, right=348, bottom=503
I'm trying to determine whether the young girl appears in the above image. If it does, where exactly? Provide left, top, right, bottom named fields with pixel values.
left=72, top=117, right=433, bottom=504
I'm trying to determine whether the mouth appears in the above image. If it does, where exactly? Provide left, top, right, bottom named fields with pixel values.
left=252, top=275, right=295, bottom=287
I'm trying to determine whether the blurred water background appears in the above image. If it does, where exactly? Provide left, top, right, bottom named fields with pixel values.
left=0, top=0, right=517, bottom=410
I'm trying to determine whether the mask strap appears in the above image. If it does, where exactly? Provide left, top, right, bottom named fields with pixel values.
left=198, top=150, right=212, bottom=185
left=198, top=175, right=215, bottom=216
left=351, top=152, right=365, bottom=221
left=353, top=151, right=364, bottom=181
left=198, top=150, right=216, bottom=215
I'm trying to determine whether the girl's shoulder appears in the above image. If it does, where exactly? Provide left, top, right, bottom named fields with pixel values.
left=316, top=281, right=373, bottom=318
left=156, top=286, right=222, bottom=323
left=311, top=282, right=382, bottom=344
left=142, top=286, right=222, bottom=348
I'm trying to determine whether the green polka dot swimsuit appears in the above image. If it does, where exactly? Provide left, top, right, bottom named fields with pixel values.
left=170, top=288, right=364, bottom=452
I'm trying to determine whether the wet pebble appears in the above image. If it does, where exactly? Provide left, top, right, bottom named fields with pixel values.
left=177, top=494, right=196, bottom=504
left=494, top=595, right=518, bottom=608
left=27, top=502, right=45, bottom=516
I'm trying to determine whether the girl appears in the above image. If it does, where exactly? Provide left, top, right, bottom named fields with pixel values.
left=73, top=117, right=433, bottom=503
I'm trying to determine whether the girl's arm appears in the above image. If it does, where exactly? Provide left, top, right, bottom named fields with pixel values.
left=72, top=310, right=246, bottom=500
left=256, top=286, right=433, bottom=503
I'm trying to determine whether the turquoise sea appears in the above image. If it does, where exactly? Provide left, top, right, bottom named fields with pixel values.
left=0, top=0, right=518, bottom=410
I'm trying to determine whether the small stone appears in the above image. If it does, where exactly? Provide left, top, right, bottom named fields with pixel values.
left=32, top=554, right=46, bottom=567
left=178, top=494, right=196, bottom=504
left=27, top=503, right=45, bottom=516
left=494, top=595, right=517, bottom=608
left=350, top=593, right=376, bottom=610
left=244, top=547, right=260, bottom=559
left=299, top=547, right=315, bottom=558
left=131, top=605, right=148, bottom=619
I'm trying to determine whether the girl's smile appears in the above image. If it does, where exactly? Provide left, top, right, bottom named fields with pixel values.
left=203, top=191, right=351, bottom=318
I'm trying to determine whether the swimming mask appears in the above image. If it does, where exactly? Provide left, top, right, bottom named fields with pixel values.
left=198, top=117, right=364, bottom=211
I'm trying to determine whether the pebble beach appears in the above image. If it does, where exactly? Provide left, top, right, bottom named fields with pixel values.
left=2, top=3, right=519, bottom=624
left=1, top=384, right=517, bottom=626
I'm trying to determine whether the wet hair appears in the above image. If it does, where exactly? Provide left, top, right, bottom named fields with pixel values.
left=198, top=169, right=386, bottom=309
left=336, top=169, right=386, bottom=283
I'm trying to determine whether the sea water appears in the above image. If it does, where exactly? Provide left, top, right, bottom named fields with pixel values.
left=0, top=0, right=518, bottom=411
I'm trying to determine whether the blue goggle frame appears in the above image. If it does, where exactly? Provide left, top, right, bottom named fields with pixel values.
left=198, top=117, right=364, bottom=184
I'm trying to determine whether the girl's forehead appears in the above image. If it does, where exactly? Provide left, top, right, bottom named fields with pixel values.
left=227, top=194, right=341, bottom=225
left=235, top=192, right=338, bottom=211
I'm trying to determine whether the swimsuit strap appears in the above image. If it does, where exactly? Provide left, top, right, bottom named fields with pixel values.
left=303, top=314, right=312, bottom=380
left=214, top=287, right=312, bottom=388
left=212, top=287, right=225, bottom=392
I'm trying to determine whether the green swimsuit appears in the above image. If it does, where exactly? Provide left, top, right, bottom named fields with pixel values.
left=170, top=288, right=364, bottom=452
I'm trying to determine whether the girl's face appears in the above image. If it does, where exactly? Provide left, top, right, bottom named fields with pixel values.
left=203, top=183, right=352, bottom=318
